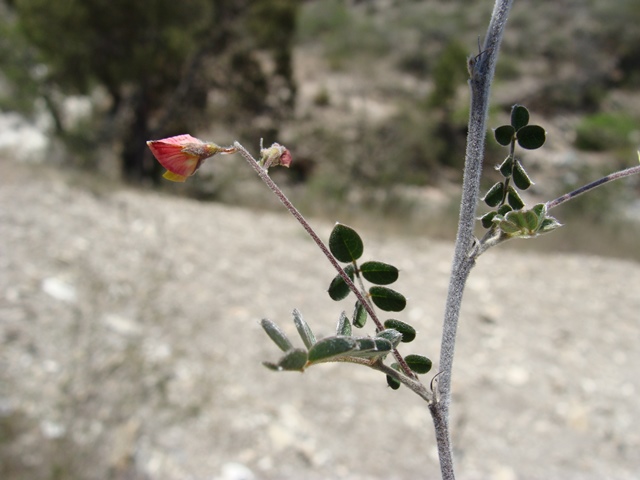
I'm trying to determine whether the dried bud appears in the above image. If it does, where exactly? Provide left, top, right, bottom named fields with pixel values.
left=259, top=142, right=292, bottom=170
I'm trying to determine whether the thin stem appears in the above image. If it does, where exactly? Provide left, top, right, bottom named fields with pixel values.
left=234, top=142, right=417, bottom=379
left=471, top=163, right=640, bottom=259
left=546, top=164, right=640, bottom=210
left=353, top=261, right=375, bottom=313
left=370, top=360, right=432, bottom=403
left=433, top=1, right=514, bottom=479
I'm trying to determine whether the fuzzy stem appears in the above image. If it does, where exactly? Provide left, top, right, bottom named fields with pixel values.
left=546, top=164, right=640, bottom=210
left=433, top=1, right=514, bottom=478
left=234, top=142, right=417, bottom=379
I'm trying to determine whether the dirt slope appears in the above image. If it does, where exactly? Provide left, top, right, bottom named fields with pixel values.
left=1, top=163, right=639, bottom=480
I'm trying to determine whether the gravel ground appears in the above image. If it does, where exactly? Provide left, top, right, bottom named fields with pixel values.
left=1, top=162, right=639, bottom=480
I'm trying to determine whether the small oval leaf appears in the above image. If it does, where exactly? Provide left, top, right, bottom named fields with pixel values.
left=383, top=319, right=417, bottom=343
left=505, top=210, right=528, bottom=229
left=327, top=264, right=355, bottom=301
left=512, top=161, right=534, bottom=190
left=497, top=218, right=522, bottom=235
left=307, top=336, right=358, bottom=363
left=538, top=216, right=563, bottom=234
left=277, top=348, right=308, bottom=371
left=507, top=186, right=525, bottom=210
left=292, top=309, right=316, bottom=349
left=531, top=203, right=547, bottom=220
left=261, top=319, right=293, bottom=352
left=521, top=209, right=541, bottom=232
left=263, top=361, right=281, bottom=371
left=497, top=204, right=513, bottom=215
left=352, top=300, right=368, bottom=328
left=329, top=223, right=364, bottom=262
left=494, top=125, right=515, bottom=146
left=336, top=311, right=352, bottom=336
left=405, top=354, right=432, bottom=374
left=369, top=286, right=407, bottom=312
left=480, top=211, right=497, bottom=229
left=360, top=261, right=399, bottom=285
left=386, top=374, right=401, bottom=390
left=483, top=182, right=505, bottom=207
left=511, top=104, right=530, bottom=130
left=498, top=156, right=513, bottom=178
left=516, top=125, right=546, bottom=150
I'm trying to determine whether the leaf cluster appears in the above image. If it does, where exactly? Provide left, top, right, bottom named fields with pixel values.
left=261, top=223, right=431, bottom=390
left=480, top=105, right=561, bottom=239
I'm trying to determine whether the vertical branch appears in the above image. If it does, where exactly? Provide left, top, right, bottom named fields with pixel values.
left=430, top=1, right=514, bottom=478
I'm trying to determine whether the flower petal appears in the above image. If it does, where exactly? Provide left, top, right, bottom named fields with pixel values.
left=156, top=134, right=203, bottom=146
left=147, top=134, right=233, bottom=181
left=147, top=140, right=201, bottom=177
left=162, top=170, right=189, bottom=182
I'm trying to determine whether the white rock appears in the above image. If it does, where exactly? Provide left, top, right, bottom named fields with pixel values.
left=41, top=277, right=77, bottom=303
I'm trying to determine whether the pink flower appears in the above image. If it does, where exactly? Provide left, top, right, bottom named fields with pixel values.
left=146, top=134, right=236, bottom=182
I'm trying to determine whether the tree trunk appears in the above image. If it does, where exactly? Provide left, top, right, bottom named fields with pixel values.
left=121, top=89, right=161, bottom=184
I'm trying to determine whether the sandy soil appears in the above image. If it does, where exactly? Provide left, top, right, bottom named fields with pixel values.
left=1, top=162, right=639, bottom=480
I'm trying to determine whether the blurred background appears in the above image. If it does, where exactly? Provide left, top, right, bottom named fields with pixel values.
left=1, top=0, right=640, bottom=257
left=2, top=1, right=640, bottom=479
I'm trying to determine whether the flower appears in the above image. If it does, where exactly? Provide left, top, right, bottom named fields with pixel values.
left=259, top=142, right=292, bottom=170
left=146, top=134, right=236, bottom=182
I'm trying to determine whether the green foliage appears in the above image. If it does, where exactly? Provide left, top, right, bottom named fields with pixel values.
left=386, top=373, right=401, bottom=390
left=262, top=223, right=430, bottom=391
left=263, top=348, right=308, bottom=372
left=328, top=264, right=356, bottom=301
left=494, top=126, right=516, bottom=146
left=0, top=7, right=42, bottom=115
left=296, top=0, right=351, bottom=40
left=352, top=301, right=367, bottom=328
left=14, top=0, right=206, bottom=94
left=384, top=319, right=416, bottom=343
left=297, top=0, right=390, bottom=69
left=428, top=41, right=469, bottom=109
left=260, top=318, right=294, bottom=352
left=404, top=355, right=432, bottom=375
left=575, top=112, right=640, bottom=152
left=2, top=0, right=299, bottom=182
left=308, top=337, right=358, bottom=363
left=329, top=223, right=364, bottom=262
left=376, top=329, right=403, bottom=349
left=293, top=309, right=316, bottom=349
left=483, top=182, right=505, bottom=207
left=512, top=161, right=533, bottom=190
left=481, top=105, right=561, bottom=239
left=510, top=104, right=530, bottom=130
left=368, top=286, right=407, bottom=312
left=359, top=261, right=399, bottom=285
left=336, top=312, right=352, bottom=336
left=516, top=125, right=546, bottom=150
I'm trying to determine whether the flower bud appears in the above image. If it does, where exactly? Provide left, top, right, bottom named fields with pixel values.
left=259, top=142, right=292, bottom=169
left=146, top=134, right=236, bottom=182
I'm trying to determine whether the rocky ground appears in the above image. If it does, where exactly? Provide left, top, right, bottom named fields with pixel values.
left=1, top=161, right=639, bottom=480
